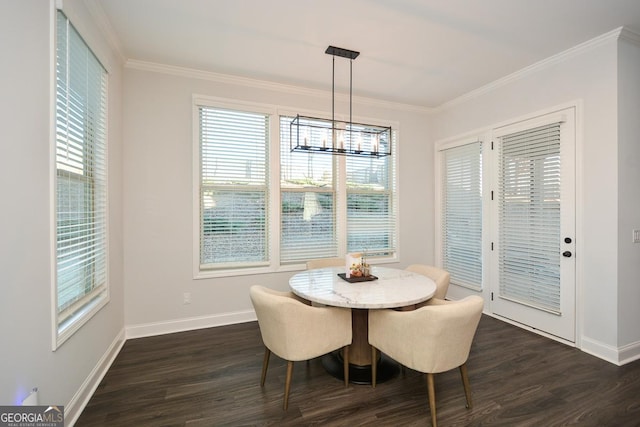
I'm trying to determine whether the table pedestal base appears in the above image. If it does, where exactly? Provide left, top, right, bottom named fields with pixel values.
left=322, top=351, right=399, bottom=385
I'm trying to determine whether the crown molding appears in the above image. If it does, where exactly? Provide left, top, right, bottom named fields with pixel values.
left=436, top=27, right=625, bottom=112
left=125, top=59, right=432, bottom=114
left=82, top=0, right=127, bottom=65
left=619, top=27, right=640, bottom=46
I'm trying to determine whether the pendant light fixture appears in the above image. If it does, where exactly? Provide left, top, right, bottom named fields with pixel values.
left=290, top=46, right=392, bottom=157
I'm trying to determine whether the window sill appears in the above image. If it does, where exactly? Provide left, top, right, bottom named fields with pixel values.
left=53, top=291, right=109, bottom=351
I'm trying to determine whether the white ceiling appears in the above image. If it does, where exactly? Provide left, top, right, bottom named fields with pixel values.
left=94, top=0, right=640, bottom=108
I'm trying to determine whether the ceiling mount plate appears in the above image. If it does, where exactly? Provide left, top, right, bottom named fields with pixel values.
left=325, top=45, right=359, bottom=60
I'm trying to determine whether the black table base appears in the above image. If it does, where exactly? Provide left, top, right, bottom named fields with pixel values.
left=322, top=351, right=400, bottom=385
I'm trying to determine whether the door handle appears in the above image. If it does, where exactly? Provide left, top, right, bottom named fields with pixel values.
left=562, top=251, right=572, bottom=258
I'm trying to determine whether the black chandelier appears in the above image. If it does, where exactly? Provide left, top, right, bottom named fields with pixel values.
left=290, top=46, right=392, bottom=157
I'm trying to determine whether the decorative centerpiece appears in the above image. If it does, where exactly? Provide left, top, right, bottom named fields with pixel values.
left=350, top=253, right=370, bottom=277
left=339, top=252, right=376, bottom=282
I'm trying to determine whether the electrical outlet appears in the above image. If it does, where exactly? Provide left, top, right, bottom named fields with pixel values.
left=633, top=229, right=640, bottom=243
left=183, top=292, right=191, bottom=304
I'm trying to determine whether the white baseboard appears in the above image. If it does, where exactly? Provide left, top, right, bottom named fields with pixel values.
left=66, top=328, right=126, bottom=426
left=125, top=309, right=257, bottom=340
left=579, top=336, right=640, bottom=366
left=580, top=336, right=621, bottom=364
left=619, top=340, right=640, bottom=365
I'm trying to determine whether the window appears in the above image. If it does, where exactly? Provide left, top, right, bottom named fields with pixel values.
left=280, top=117, right=337, bottom=263
left=346, top=133, right=396, bottom=256
left=280, top=116, right=397, bottom=263
left=440, top=141, right=483, bottom=290
left=196, top=108, right=397, bottom=275
left=54, top=11, right=108, bottom=345
left=497, top=122, right=562, bottom=312
left=198, top=106, right=269, bottom=270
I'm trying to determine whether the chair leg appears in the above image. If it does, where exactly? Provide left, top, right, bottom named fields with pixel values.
left=371, top=346, right=378, bottom=388
left=343, top=345, right=350, bottom=386
left=426, top=373, right=437, bottom=427
left=283, top=361, right=294, bottom=411
left=260, top=347, right=270, bottom=387
left=459, top=363, right=473, bottom=409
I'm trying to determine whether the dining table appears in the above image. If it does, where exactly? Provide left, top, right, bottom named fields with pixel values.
left=289, top=265, right=436, bottom=384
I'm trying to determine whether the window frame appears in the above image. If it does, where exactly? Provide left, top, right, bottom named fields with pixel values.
left=345, top=134, right=398, bottom=258
left=437, top=139, right=484, bottom=291
left=193, top=96, right=280, bottom=278
left=52, top=10, right=109, bottom=349
left=194, top=98, right=398, bottom=278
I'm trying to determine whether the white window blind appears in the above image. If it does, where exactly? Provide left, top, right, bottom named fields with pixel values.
left=346, top=131, right=396, bottom=256
left=279, top=116, right=337, bottom=262
left=199, top=107, right=269, bottom=268
left=55, top=11, right=108, bottom=331
left=498, top=123, right=561, bottom=312
left=441, top=141, right=483, bottom=289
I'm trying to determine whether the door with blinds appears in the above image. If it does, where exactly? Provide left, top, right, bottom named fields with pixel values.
left=491, top=108, right=576, bottom=342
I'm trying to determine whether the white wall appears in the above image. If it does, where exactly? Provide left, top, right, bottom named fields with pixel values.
left=617, top=35, right=640, bottom=354
left=0, top=0, right=124, bottom=421
left=430, top=30, right=640, bottom=363
left=121, top=64, right=434, bottom=333
left=2, top=4, right=636, bottom=423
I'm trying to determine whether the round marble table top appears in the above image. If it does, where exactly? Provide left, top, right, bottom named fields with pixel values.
left=289, top=266, right=436, bottom=309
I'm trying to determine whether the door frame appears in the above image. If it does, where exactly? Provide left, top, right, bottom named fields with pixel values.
left=434, top=101, right=583, bottom=347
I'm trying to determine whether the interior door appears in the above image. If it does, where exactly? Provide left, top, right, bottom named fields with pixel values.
left=490, top=107, right=576, bottom=343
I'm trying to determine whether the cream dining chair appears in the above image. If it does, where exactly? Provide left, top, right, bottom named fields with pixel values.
left=306, top=257, right=344, bottom=270
left=405, top=264, right=450, bottom=301
left=368, top=296, right=484, bottom=427
left=249, top=285, right=352, bottom=410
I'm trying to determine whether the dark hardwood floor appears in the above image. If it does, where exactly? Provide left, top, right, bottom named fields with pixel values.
left=76, top=316, right=640, bottom=426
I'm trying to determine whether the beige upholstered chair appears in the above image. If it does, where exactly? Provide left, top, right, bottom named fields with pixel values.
left=405, top=264, right=450, bottom=301
left=249, top=285, right=352, bottom=410
left=369, top=296, right=484, bottom=427
left=306, top=257, right=344, bottom=270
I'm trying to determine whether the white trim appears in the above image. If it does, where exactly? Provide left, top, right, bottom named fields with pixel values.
left=50, top=0, right=59, bottom=352
left=438, top=27, right=623, bottom=111
left=619, top=27, right=640, bottom=47
left=489, top=312, right=576, bottom=347
left=580, top=336, right=624, bottom=365
left=573, top=99, right=585, bottom=351
left=493, top=113, right=567, bottom=138
left=128, top=59, right=431, bottom=114
left=82, top=0, right=127, bottom=64
left=125, top=310, right=257, bottom=340
left=65, top=328, right=126, bottom=426
left=618, top=341, right=640, bottom=365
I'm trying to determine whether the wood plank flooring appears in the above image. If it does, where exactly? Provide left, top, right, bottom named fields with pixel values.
left=76, top=316, right=640, bottom=426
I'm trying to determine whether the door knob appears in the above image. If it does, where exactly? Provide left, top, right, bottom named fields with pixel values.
left=563, top=251, right=572, bottom=258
